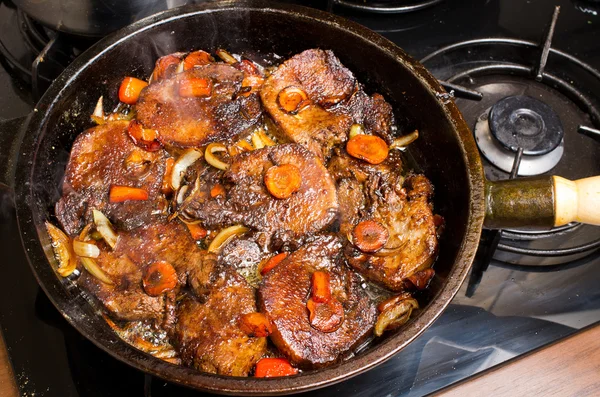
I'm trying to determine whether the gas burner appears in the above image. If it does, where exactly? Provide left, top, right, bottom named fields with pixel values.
left=421, top=6, right=600, bottom=275
left=333, top=0, right=443, bottom=14
left=474, top=108, right=564, bottom=176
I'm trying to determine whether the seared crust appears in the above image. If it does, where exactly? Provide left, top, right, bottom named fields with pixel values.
left=260, top=49, right=395, bottom=160
left=183, top=144, right=339, bottom=238
left=171, top=266, right=267, bottom=376
left=136, top=65, right=262, bottom=148
left=56, top=121, right=167, bottom=236
left=258, top=235, right=377, bottom=369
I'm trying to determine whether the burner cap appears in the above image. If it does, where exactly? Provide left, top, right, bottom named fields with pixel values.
left=489, top=95, right=564, bottom=155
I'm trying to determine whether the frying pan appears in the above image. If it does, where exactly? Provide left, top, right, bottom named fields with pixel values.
left=5, top=0, right=600, bottom=394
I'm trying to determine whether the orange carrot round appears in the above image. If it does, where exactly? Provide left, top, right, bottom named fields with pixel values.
left=210, top=183, right=226, bottom=198
left=352, top=220, right=389, bottom=253
left=127, top=120, right=161, bottom=152
left=178, top=77, right=212, bottom=98
left=118, top=77, right=148, bottom=105
left=311, top=271, right=331, bottom=303
left=346, top=134, right=389, bottom=165
left=260, top=252, right=288, bottom=275
left=264, top=164, right=301, bottom=199
left=306, top=298, right=344, bottom=333
left=239, top=313, right=272, bottom=337
left=277, top=86, right=310, bottom=114
left=254, top=358, right=298, bottom=378
left=161, top=157, right=175, bottom=194
left=185, top=222, right=207, bottom=240
left=142, top=261, right=178, bottom=296
left=406, top=268, right=435, bottom=290
left=183, top=50, right=213, bottom=70
left=109, top=185, right=149, bottom=203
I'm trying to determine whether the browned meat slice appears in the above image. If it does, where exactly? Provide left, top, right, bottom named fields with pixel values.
left=182, top=144, right=339, bottom=238
left=171, top=265, right=267, bottom=376
left=260, top=49, right=395, bottom=160
left=258, top=235, right=377, bottom=369
left=55, top=121, right=167, bottom=236
left=136, top=64, right=262, bottom=148
left=344, top=172, right=439, bottom=291
left=77, top=221, right=203, bottom=323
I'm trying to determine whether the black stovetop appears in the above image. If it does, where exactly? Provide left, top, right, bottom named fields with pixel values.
left=1, top=0, right=599, bottom=396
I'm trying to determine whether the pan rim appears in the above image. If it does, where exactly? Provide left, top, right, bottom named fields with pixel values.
left=13, top=0, right=485, bottom=394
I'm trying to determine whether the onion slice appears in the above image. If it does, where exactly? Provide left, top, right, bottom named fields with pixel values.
left=205, top=143, right=229, bottom=170
left=207, top=225, right=249, bottom=253
left=171, top=149, right=203, bottom=190
left=390, top=130, right=419, bottom=150
left=91, top=96, right=105, bottom=124
left=80, top=257, right=114, bottom=285
left=349, top=123, right=364, bottom=139
left=73, top=239, right=101, bottom=258
left=45, top=222, right=77, bottom=277
left=92, top=209, right=118, bottom=249
left=374, top=297, right=418, bottom=336
left=251, top=133, right=265, bottom=150
left=215, top=49, right=237, bottom=64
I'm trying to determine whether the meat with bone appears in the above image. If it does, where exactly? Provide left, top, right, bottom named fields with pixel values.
left=55, top=120, right=167, bottom=236
left=182, top=143, right=339, bottom=238
left=258, top=235, right=377, bottom=369
left=77, top=221, right=201, bottom=323
left=135, top=64, right=262, bottom=148
left=260, top=49, right=395, bottom=160
left=171, top=260, right=267, bottom=376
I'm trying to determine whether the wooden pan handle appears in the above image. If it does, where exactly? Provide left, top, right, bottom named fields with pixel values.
left=553, top=176, right=600, bottom=227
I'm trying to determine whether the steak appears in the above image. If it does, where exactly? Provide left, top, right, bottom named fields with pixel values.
left=170, top=265, right=267, bottom=376
left=258, top=235, right=377, bottom=369
left=55, top=121, right=167, bottom=236
left=260, top=49, right=395, bottom=160
left=136, top=64, right=262, bottom=148
left=182, top=144, right=339, bottom=239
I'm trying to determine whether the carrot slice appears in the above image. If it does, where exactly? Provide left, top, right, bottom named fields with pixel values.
left=142, top=261, right=178, bottom=296
left=254, top=358, right=298, bottom=378
left=352, top=220, right=389, bottom=253
left=264, top=164, right=302, bottom=199
left=210, top=183, right=226, bottom=198
left=152, top=54, right=182, bottom=81
left=161, top=157, right=175, bottom=194
left=239, top=313, right=272, bottom=337
left=178, top=77, right=212, bottom=98
left=306, top=298, right=344, bottom=333
left=118, top=77, right=148, bottom=105
left=260, top=252, right=288, bottom=275
left=277, top=86, right=310, bottom=114
left=346, top=134, right=389, bottom=165
left=311, top=271, right=331, bottom=303
left=127, top=120, right=161, bottom=152
left=109, top=185, right=149, bottom=203
left=185, top=223, right=207, bottom=240
left=406, top=268, right=435, bottom=290
left=183, top=50, right=213, bottom=70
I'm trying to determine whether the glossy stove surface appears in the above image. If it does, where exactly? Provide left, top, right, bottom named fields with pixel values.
left=1, top=0, right=600, bottom=396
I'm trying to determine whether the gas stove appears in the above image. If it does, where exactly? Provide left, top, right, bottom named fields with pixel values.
left=0, top=0, right=599, bottom=396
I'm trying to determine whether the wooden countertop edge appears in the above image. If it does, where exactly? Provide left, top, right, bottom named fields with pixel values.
left=433, top=323, right=600, bottom=397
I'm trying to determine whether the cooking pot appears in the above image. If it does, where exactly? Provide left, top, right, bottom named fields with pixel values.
left=3, top=0, right=599, bottom=394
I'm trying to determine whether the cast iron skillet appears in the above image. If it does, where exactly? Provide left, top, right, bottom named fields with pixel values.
left=12, top=0, right=595, bottom=394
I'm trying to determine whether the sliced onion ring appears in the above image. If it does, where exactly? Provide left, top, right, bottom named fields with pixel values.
left=251, top=133, right=265, bottom=150
left=73, top=239, right=101, bottom=258
left=207, top=225, right=249, bottom=253
left=374, top=297, right=418, bottom=336
left=171, top=148, right=203, bottom=190
left=80, top=257, right=114, bottom=285
left=92, top=209, right=118, bottom=249
left=205, top=143, right=229, bottom=170
left=349, top=123, right=364, bottom=139
left=215, top=49, right=237, bottom=64
left=45, top=222, right=77, bottom=277
left=91, top=96, right=105, bottom=124
left=390, top=130, right=419, bottom=150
